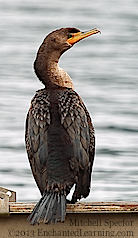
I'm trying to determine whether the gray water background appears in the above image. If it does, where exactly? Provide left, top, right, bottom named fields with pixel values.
left=0, top=0, right=138, bottom=202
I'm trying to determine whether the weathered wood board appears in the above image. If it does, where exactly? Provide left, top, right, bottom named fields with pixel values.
left=0, top=202, right=138, bottom=238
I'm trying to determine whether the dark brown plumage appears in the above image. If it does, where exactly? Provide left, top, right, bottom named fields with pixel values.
left=25, top=27, right=100, bottom=224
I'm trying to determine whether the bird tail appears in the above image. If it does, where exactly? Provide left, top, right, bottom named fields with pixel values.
left=27, top=191, right=66, bottom=225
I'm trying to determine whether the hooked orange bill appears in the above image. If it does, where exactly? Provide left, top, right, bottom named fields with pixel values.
left=67, top=28, right=101, bottom=45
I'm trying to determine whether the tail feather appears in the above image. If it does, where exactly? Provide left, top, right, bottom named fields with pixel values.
left=43, top=193, right=55, bottom=223
left=28, top=192, right=66, bottom=225
left=35, top=193, right=51, bottom=221
left=44, top=194, right=57, bottom=223
left=27, top=196, right=43, bottom=223
left=61, top=195, right=66, bottom=222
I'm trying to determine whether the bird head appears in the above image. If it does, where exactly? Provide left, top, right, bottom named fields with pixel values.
left=34, top=27, right=100, bottom=84
left=36, top=27, right=101, bottom=57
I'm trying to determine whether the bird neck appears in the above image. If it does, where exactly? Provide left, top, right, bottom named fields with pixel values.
left=34, top=54, right=74, bottom=90
left=46, top=60, right=74, bottom=90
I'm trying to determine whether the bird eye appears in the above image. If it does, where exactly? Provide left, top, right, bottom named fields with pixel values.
left=68, top=33, right=72, bottom=39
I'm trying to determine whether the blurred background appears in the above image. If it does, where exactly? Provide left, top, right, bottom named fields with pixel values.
left=0, top=0, right=138, bottom=202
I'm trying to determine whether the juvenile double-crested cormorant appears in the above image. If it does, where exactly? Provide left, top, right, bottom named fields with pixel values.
left=25, top=27, right=100, bottom=224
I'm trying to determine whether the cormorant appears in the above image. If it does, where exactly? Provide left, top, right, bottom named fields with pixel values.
left=25, top=27, right=100, bottom=224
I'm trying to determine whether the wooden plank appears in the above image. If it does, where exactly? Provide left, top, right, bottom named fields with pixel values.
left=1, top=213, right=138, bottom=238
left=9, top=202, right=138, bottom=214
left=0, top=186, right=16, bottom=202
left=0, top=191, right=9, bottom=215
left=0, top=202, right=137, bottom=238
